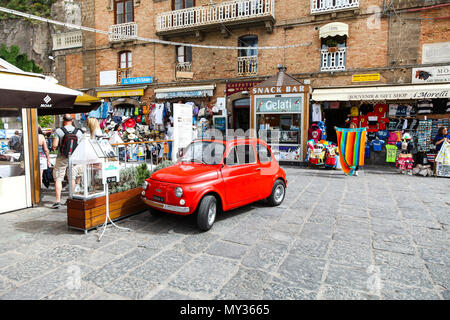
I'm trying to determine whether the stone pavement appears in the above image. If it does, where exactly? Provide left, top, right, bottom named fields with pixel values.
left=0, top=166, right=448, bottom=300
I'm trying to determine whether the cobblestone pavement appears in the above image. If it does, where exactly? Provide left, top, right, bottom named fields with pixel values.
left=0, top=166, right=448, bottom=300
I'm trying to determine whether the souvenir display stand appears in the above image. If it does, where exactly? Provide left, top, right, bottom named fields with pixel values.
left=66, top=137, right=146, bottom=234
left=435, top=140, right=450, bottom=178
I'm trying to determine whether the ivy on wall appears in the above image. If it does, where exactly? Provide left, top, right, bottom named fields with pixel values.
left=0, top=44, right=43, bottom=73
left=0, top=0, right=56, bottom=20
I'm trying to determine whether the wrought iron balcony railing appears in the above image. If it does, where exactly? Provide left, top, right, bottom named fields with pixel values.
left=157, top=0, right=275, bottom=33
left=311, top=0, right=359, bottom=14
left=237, top=55, right=258, bottom=76
left=321, top=47, right=346, bottom=71
left=109, top=22, right=138, bottom=42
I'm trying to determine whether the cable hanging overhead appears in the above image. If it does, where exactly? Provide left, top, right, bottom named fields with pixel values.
left=0, top=6, right=312, bottom=50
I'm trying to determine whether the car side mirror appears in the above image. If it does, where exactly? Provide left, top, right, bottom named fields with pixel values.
left=178, top=150, right=183, bottom=158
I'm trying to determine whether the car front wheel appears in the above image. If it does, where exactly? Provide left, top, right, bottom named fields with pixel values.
left=267, top=179, right=286, bottom=206
left=197, top=195, right=217, bottom=231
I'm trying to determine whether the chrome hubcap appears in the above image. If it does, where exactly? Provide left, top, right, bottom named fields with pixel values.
left=208, top=201, right=216, bottom=226
left=274, top=185, right=285, bottom=203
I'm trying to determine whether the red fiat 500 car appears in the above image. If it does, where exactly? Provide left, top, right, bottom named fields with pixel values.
left=141, top=138, right=287, bottom=231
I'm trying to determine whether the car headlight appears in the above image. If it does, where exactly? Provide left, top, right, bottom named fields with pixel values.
left=174, top=187, right=183, bottom=198
left=142, top=181, right=148, bottom=191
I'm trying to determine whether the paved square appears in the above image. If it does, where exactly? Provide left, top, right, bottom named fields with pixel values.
left=0, top=166, right=448, bottom=300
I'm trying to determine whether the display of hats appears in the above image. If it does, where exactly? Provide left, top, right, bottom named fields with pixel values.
left=125, top=127, right=136, bottom=134
left=137, top=115, right=142, bottom=123
left=124, top=118, right=136, bottom=128
left=128, top=133, right=137, bottom=140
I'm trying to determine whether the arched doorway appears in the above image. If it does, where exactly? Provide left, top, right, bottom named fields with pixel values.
left=233, top=98, right=250, bottom=131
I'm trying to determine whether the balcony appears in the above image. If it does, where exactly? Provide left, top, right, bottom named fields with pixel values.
left=52, top=31, right=82, bottom=50
left=320, top=48, right=346, bottom=71
left=156, top=0, right=275, bottom=38
left=237, top=56, right=258, bottom=76
left=175, top=62, right=194, bottom=79
left=117, top=68, right=132, bottom=84
left=109, top=22, right=138, bottom=42
left=311, top=0, right=359, bottom=14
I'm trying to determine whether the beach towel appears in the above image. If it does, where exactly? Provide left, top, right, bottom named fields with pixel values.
left=335, top=127, right=367, bottom=176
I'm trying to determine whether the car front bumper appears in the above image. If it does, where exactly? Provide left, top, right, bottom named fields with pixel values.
left=141, top=197, right=190, bottom=214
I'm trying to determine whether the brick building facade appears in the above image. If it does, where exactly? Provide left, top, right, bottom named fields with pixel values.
left=51, top=0, right=450, bottom=160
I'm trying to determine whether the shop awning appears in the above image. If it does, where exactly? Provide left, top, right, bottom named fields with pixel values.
left=0, top=69, right=82, bottom=109
left=37, top=93, right=102, bottom=116
left=311, top=83, right=450, bottom=101
left=154, top=85, right=215, bottom=99
left=319, top=22, right=349, bottom=39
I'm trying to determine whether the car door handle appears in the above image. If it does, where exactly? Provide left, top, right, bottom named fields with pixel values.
left=255, top=168, right=261, bottom=171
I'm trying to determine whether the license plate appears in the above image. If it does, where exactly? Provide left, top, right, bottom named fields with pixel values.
left=153, top=195, right=164, bottom=202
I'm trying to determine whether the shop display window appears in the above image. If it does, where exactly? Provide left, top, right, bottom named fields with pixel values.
left=257, top=114, right=300, bottom=144
left=0, top=109, right=25, bottom=178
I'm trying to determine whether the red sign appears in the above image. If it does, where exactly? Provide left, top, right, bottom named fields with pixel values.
left=226, top=81, right=262, bottom=96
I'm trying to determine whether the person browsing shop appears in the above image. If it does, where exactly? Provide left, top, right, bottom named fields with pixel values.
left=51, top=114, right=83, bottom=209
left=434, top=126, right=449, bottom=152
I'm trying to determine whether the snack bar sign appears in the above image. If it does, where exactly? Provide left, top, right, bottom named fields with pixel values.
left=255, top=94, right=304, bottom=113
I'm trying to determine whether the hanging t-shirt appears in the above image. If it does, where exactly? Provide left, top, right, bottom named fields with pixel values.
left=374, top=104, right=388, bottom=117
left=385, top=144, right=398, bottom=162
left=376, top=130, right=390, bottom=141
left=330, top=102, right=340, bottom=109
left=312, top=104, right=322, bottom=122
left=155, top=104, right=164, bottom=124
left=351, top=116, right=360, bottom=126
left=359, top=115, right=368, bottom=127
left=371, top=139, right=385, bottom=152
left=350, top=106, right=359, bottom=117
left=388, top=104, right=398, bottom=116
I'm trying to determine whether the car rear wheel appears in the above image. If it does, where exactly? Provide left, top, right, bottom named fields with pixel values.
left=267, top=179, right=286, bottom=206
left=197, top=195, right=217, bottom=231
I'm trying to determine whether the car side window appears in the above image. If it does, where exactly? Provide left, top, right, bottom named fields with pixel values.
left=225, top=144, right=256, bottom=166
left=225, top=146, right=239, bottom=166
left=257, top=144, right=272, bottom=163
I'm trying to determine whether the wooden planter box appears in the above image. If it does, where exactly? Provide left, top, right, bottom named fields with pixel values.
left=67, top=187, right=147, bottom=232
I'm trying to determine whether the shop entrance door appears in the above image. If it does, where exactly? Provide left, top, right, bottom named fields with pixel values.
left=233, top=98, right=250, bottom=132
left=323, top=109, right=348, bottom=144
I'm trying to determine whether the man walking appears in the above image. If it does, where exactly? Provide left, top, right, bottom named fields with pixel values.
left=51, top=114, right=83, bottom=209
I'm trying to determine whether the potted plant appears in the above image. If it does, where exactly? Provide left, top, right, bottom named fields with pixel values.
left=325, top=38, right=339, bottom=53
left=67, top=162, right=174, bottom=233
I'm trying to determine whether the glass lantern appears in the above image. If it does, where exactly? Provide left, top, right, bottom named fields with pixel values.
left=68, top=137, right=106, bottom=200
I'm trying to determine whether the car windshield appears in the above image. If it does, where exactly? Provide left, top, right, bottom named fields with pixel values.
left=180, top=141, right=226, bottom=165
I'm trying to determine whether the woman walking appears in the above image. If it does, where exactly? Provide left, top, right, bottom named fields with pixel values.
left=38, top=126, right=51, bottom=188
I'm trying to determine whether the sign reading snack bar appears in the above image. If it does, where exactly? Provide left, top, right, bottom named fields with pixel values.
left=252, top=85, right=305, bottom=95
left=412, top=66, right=450, bottom=84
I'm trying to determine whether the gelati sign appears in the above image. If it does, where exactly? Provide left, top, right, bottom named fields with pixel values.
left=255, top=94, right=304, bottom=113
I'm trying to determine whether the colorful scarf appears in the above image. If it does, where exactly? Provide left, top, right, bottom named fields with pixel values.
left=335, top=127, right=367, bottom=176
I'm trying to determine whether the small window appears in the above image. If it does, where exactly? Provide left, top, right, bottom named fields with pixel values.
left=115, top=0, right=134, bottom=24
left=238, top=35, right=258, bottom=57
left=173, top=0, right=195, bottom=10
left=176, top=46, right=192, bottom=63
left=119, top=51, right=132, bottom=68
left=257, top=144, right=272, bottom=163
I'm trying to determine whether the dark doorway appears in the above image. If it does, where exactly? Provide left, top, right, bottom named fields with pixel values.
left=233, top=98, right=250, bottom=131
left=323, top=108, right=348, bottom=144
